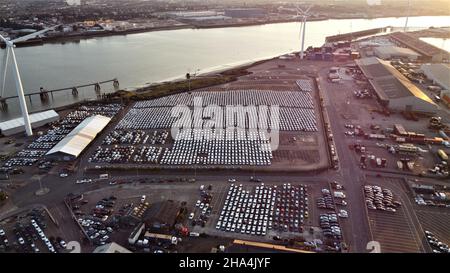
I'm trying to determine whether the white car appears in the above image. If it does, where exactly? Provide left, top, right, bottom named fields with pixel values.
left=189, top=212, right=195, bottom=220
left=60, top=240, right=67, bottom=248
left=0, top=229, right=5, bottom=236
left=140, top=195, right=146, bottom=203
left=338, top=210, right=349, bottom=218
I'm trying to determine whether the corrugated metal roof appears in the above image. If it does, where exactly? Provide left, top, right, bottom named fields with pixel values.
left=374, top=46, right=420, bottom=57
left=0, top=110, right=59, bottom=132
left=46, top=115, right=111, bottom=158
left=356, top=57, right=436, bottom=104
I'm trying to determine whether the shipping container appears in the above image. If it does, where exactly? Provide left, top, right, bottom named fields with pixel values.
left=437, top=149, right=448, bottom=161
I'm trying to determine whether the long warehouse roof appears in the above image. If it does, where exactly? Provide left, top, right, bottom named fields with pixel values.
left=390, top=32, right=443, bottom=57
left=46, top=115, right=111, bottom=158
left=0, top=110, right=59, bottom=132
left=355, top=57, right=435, bottom=104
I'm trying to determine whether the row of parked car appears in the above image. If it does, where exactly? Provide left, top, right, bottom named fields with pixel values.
left=425, top=230, right=449, bottom=253
left=73, top=196, right=117, bottom=246
left=191, top=184, right=213, bottom=227
left=1, top=208, right=67, bottom=253
left=103, top=130, right=169, bottom=146
left=364, top=185, right=401, bottom=212
left=216, top=183, right=275, bottom=236
left=319, top=213, right=342, bottom=240
left=272, top=183, right=309, bottom=233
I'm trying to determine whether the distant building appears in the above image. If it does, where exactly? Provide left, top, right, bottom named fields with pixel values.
left=374, top=46, right=421, bottom=61
left=46, top=115, right=111, bottom=160
left=356, top=57, right=437, bottom=113
left=93, top=242, right=131, bottom=253
left=224, top=8, right=266, bottom=18
left=0, top=110, right=59, bottom=136
left=166, top=11, right=218, bottom=18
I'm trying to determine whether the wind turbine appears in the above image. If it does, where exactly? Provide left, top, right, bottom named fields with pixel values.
left=0, top=28, right=53, bottom=136
left=297, top=4, right=313, bottom=60
left=404, top=0, right=411, bottom=32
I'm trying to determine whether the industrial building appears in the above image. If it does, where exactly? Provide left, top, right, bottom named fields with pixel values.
left=374, top=46, right=421, bottom=61
left=390, top=32, right=448, bottom=62
left=46, top=115, right=111, bottom=161
left=356, top=57, right=437, bottom=113
left=420, top=63, right=450, bottom=91
left=0, top=110, right=59, bottom=136
left=224, top=8, right=266, bottom=18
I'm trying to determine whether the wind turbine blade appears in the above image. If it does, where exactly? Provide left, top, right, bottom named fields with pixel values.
left=304, top=5, right=313, bottom=14
left=0, top=34, right=8, bottom=43
left=1, top=47, right=9, bottom=97
left=11, top=27, right=53, bottom=43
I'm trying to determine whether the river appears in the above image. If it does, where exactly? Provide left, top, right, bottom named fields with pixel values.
left=1, top=15, right=449, bottom=121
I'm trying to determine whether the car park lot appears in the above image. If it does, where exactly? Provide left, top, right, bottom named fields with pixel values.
left=0, top=207, right=69, bottom=253
left=417, top=211, right=450, bottom=252
left=213, top=182, right=311, bottom=237
left=364, top=176, right=426, bottom=253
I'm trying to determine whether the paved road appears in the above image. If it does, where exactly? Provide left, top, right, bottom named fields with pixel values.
left=317, top=68, right=371, bottom=252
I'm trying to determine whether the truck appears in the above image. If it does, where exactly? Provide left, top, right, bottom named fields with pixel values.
left=99, top=173, right=109, bottom=180
left=439, top=130, right=449, bottom=140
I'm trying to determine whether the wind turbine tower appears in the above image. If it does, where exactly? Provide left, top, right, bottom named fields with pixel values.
left=297, top=4, right=313, bottom=60
left=404, top=0, right=411, bottom=32
left=1, top=28, right=53, bottom=136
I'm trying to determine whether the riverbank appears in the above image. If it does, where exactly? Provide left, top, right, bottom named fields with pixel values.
left=9, top=14, right=449, bottom=48
left=110, top=56, right=275, bottom=101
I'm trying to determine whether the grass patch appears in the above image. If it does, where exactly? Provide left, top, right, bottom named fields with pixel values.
left=109, top=64, right=254, bottom=101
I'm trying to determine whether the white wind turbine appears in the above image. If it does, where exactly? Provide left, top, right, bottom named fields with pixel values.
left=0, top=28, right=53, bottom=136
left=404, top=0, right=411, bottom=32
left=297, top=4, right=313, bottom=60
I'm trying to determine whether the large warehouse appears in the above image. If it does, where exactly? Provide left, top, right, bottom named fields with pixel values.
left=46, top=115, right=111, bottom=161
left=356, top=57, right=437, bottom=113
left=374, top=46, right=421, bottom=61
left=0, top=110, right=59, bottom=136
left=390, top=32, right=448, bottom=62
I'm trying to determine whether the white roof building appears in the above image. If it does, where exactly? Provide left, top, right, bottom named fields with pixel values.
left=46, top=115, right=111, bottom=159
left=93, top=242, right=132, bottom=253
left=0, top=110, right=59, bottom=136
left=420, top=63, right=450, bottom=91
